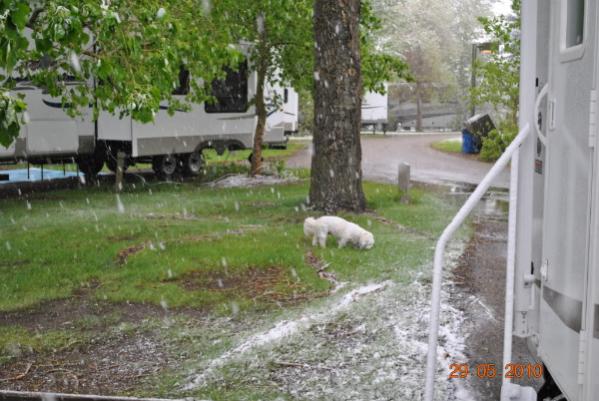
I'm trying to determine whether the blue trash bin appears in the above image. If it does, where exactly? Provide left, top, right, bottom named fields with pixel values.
left=462, top=129, right=480, bottom=154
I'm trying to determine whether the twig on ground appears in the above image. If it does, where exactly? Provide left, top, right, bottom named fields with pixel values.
left=272, top=360, right=333, bottom=371
left=0, top=362, right=33, bottom=382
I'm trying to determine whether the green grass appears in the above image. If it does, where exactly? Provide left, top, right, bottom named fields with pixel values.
left=431, top=138, right=463, bottom=154
left=0, top=180, right=456, bottom=313
left=0, top=176, right=465, bottom=396
left=0, top=326, right=79, bottom=364
left=203, top=141, right=304, bottom=164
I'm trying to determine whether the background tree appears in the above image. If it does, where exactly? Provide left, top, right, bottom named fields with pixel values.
left=1, top=0, right=407, bottom=207
left=471, top=0, right=520, bottom=161
left=210, top=0, right=313, bottom=176
left=0, top=1, right=237, bottom=147
left=372, top=0, right=493, bottom=130
left=471, top=0, right=520, bottom=127
left=310, top=0, right=366, bottom=212
left=212, top=0, right=406, bottom=177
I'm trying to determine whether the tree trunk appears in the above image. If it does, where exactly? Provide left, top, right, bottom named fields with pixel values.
left=250, top=52, right=268, bottom=176
left=309, top=0, right=366, bottom=213
left=415, top=81, right=423, bottom=132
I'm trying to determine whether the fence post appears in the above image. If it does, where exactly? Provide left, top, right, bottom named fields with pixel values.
left=398, top=162, right=410, bottom=203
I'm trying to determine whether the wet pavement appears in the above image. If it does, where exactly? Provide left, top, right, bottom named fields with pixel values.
left=287, top=133, right=510, bottom=188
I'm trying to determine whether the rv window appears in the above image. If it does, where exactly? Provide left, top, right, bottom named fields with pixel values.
left=205, top=61, right=248, bottom=113
left=173, top=67, right=190, bottom=96
left=565, top=0, right=584, bottom=47
left=284, top=88, right=289, bottom=104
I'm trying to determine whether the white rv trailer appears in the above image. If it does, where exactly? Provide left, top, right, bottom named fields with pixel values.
left=361, top=87, right=388, bottom=132
left=263, top=84, right=299, bottom=148
left=424, top=1, right=599, bottom=401
left=97, top=62, right=258, bottom=177
left=0, top=59, right=297, bottom=178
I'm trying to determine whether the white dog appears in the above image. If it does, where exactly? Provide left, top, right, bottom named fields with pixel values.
left=304, top=216, right=375, bottom=249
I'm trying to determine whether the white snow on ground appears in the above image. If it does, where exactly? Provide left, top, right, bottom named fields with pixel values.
left=183, top=243, right=475, bottom=401
left=184, top=281, right=391, bottom=390
left=207, top=174, right=298, bottom=188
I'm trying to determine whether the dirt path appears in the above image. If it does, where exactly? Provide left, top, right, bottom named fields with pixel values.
left=287, top=134, right=510, bottom=188
left=452, top=197, right=542, bottom=399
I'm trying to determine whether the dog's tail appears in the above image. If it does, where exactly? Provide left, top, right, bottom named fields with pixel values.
left=303, top=217, right=318, bottom=236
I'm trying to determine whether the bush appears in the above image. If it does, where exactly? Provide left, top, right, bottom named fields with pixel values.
left=479, top=121, right=517, bottom=161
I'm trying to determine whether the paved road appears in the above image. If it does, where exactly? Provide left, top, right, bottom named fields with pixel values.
left=287, top=133, right=510, bottom=188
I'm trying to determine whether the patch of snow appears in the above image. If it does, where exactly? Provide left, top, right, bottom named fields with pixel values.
left=184, top=281, right=392, bottom=390
left=208, top=174, right=298, bottom=189
left=182, top=241, right=475, bottom=400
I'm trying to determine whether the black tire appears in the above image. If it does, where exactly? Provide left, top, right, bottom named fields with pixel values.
left=105, top=155, right=129, bottom=174
left=182, top=151, right=204, bottom=176
left=76, top=143, right=105, bottom=181
left=152, top=154, right=178, bottom=179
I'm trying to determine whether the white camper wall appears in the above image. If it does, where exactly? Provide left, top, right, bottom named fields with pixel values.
left=361, top=87, right=388, bottom=124
left=535, top=0, right=597, bottom=399
left=99, top=64, right=258, bottom=158
left=131, top=103, right=256, bottom=157
left=265, top=84, right=299, bottom=132
left=1, top=83, right=94, bottom=161
left=264, top=83, right=298, bottom=145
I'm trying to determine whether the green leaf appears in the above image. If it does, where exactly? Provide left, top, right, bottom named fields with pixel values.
left=10, top=2, right=31, bottom=29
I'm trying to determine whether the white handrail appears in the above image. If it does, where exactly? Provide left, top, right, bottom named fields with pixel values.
left=423, top=123, right=531, bottom=401
left=501, top=129, right=521, bottom=395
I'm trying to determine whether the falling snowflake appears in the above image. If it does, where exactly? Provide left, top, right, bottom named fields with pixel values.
left=116, top=194, right=125, bottom=213
left=69, top=52, right=81, bottom=73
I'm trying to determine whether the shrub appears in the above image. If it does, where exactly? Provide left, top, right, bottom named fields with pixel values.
left=479, top=121, right=517, bottom=161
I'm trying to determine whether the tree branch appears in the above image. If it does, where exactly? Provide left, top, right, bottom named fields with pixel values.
left=27, top=8, right=44, bottom=28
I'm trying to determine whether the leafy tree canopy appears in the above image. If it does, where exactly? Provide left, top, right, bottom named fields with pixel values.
left=471, top=0, right=520, bottom=126
left=0, top=0, right=408, bottom=147
left=0, top=0, right=238, bottom=146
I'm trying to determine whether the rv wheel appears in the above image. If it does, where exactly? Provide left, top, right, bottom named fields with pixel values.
left=152, top=154, right=178, bottom=179
left=182, top=151, right=204, bottom=176
left=76, top=144, right=105, bottom=180
left=106, top=156, right=129, bottom=174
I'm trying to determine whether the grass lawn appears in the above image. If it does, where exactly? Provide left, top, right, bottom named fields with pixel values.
left=203, top=141, right=304, bottom=164
left=431, top=138, right=463, bottom=154
left=0, top=176, right=463, bottom=397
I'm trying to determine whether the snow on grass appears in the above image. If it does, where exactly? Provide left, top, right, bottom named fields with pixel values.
left=207, top=174, right=298, bottom=188
left=184, top=281, right=391, bottom=390
left=184, top=242, right=476, bottom=400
